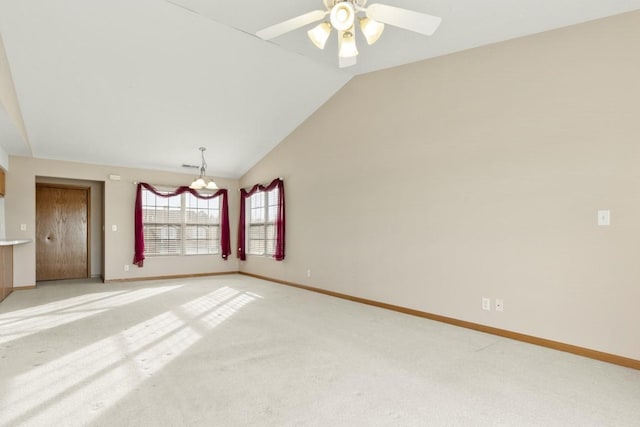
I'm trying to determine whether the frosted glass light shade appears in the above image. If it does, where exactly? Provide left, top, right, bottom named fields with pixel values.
left=206, top=180, right=218, bottom=190
left=359, top=17, right=384, bottom=45
left=339, top=30, right=358, bottom=58
left=308, top=22, right=332, bottom=49
left=190, top=177, right=206, bottom=189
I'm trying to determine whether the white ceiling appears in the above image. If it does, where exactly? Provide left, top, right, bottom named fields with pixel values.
left=0, top=0, right=639, bottom=178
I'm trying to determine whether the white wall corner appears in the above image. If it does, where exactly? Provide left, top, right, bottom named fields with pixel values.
left=0, top=143, right=8, bottom=170
left=0, top=32, right=32, bottom=156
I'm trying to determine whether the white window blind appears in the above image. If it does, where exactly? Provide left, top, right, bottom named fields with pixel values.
left=184, top=192, right=220, bottom=255
left=142, top=189, right=220, bottom=256
left=247, top=187, right=279, bottom=256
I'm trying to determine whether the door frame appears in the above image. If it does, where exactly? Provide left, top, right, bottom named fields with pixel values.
left=35, top=183, right=91, bottom=280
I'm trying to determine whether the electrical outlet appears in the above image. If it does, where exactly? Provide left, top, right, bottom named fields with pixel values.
left=482, top=297, right=491, bottom=311
left=307, top=269, right=311, bottom=277
left=20, top=224, right=27, bottom=231
left=124, top=264, right=129, bottom=272
left=495, top=299, right=504, bottom=312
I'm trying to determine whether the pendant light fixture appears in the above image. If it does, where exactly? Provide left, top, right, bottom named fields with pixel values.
left=189, top=147, right=218, bottom=190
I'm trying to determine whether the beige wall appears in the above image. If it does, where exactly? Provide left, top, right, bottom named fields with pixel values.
left=240, top=11, right=640, bottom=360
left=6, top=156, right=240, bottom=286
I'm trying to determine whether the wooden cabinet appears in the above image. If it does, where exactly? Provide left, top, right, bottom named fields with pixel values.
left=0, top=169, right=5, bottom=197
left=0, top=246, right=12, bottom=302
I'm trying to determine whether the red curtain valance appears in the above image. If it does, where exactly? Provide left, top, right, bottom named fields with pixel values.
left=237, top=178, right=285, bottom=261
left=133, top=182, right=231, bottom=267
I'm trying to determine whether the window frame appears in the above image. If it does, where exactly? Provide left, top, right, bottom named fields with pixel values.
left=142, top=187, right=221, bottom=257
left=245, top=187, right=279, bottom=257
left=237, top=178, right=284, bottom=262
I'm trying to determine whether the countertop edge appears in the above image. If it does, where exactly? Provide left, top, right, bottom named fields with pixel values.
left=0, top=239, right=33, bottom=246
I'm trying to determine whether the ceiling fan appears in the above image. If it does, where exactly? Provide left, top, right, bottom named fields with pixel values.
left=256, top=0, right=442, bottom=68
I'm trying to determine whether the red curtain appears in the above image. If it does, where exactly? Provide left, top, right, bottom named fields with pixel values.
left=237, top=178, right=285, bottom=261
left=133, top=182, right=231, bottom=267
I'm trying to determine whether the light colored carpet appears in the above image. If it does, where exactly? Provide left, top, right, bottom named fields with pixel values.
left=0, top=275, right=638, bottom=426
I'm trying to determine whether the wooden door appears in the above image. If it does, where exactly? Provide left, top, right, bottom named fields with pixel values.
left=36, top=184, right=90, bottom=281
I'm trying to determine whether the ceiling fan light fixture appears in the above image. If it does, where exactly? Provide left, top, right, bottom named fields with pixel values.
left=338, top=29, right=358, bottom=58
left=307, top=21, right=332, bottom=49
left=189, top=147, right=217, bottom=190
left=359, top=17, right=384, bottom=45
left=330, top=2, right=355, bottom=31
left=255, top=0, right=442, bottom=68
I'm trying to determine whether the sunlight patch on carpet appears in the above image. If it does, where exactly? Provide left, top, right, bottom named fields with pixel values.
left=2, top=286, right=257, bottom=426
left=0, top=286, right=182, bottom=345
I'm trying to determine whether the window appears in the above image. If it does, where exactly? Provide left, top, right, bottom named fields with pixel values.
left=142, top=189, right=220, bottom=256
left=246, top=187, right=279, bottom=256
left=237, top=178, right=284, bottom=261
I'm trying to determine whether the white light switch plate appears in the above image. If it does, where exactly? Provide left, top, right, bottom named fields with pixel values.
left=597, top=210, right=610, bottom=226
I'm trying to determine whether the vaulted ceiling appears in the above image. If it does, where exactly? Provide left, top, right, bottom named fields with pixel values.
left=1, top=0, right=639, bottom=177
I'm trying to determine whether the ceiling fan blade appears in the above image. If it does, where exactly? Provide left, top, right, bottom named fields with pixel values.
left=366, top=4, right=441, bottom=36
left=256, top=10, right=328, bottom=40
left=339, top=56, right=357, bottom=68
